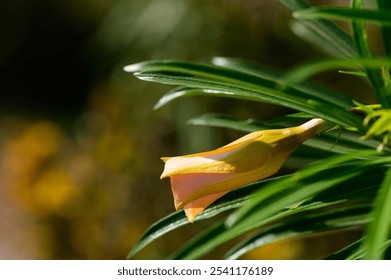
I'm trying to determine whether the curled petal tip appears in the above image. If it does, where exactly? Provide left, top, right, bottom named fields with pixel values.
left=174, top=202, right=182, bottom=211
left=301, top=118, right=325, bottom=130
left=160, top=171, right=166, bottom=180
left=160, top=157, right=171, bottom=179
left=183, top=207, right=200, bottom=223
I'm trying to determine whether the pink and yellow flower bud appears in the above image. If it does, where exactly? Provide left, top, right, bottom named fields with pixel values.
left=161, top=118, right=325, bottom=222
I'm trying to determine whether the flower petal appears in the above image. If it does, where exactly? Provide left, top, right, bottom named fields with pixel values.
left=170, top=173, right=237, bottom=210
left=176, top=153, right=289, bottom=207
left=182, top=191, right=228, bottom=222
left=160, top=134, right=264, bottom=178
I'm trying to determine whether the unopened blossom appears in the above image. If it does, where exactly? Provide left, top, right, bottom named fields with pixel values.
left=161, top=118, right=325, bottom=222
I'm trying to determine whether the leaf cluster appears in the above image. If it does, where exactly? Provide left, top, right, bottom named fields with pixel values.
left=125, top=0, right=391, bottom=260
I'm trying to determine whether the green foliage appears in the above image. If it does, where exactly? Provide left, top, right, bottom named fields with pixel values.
left=125, top=0, right=391, bottom=259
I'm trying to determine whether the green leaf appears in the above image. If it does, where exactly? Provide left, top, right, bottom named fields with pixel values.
left=325, top=238, right=364, bottom=259
left=362, top=109, right=391, bottom=143
left=169, top=221, right=227, bottom=260
left=224, top=171, right=382, bottom=259
left=289, top=2, right=391, bottom=107
left=338, top=70, right=367, bottom=77
left=309, top=172, right=383, bottom=203
left=187, top=113, right=266, bottom=133
left=127, top=176, right=287, bottom=259
left=282, top=57, right=391, bottom=85
left=350, top=0, right=391, bottom=109
left=228, top=153, right=375, bottom=229
left=225, top=203, right=370, bottom=259
left=278, top=0, right=356, bottom=57
left=212, top=57, right=353, bottom=107
left=377, top=0, right=391, bottom=56
left=363, top=166, right=391, bottom=259
left=293, top=6, right=391, bottom=25
left=187, top=113, right=379, bottom=153
left=170, top=201, right=341, bottom=259
left=327, top=237, right=391, bottom=259
left=212, top=57, right=281, bottom=82
left=305, top=131, right=377, bottom=153
left=167, top=151, right=384, bottom=259
left=289, top=21, right=349, bottom=57
left=124, top=60, right=364, bottom=130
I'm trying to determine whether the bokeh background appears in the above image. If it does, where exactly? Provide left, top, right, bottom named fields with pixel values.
left=0, top=0, right=368, bottom=259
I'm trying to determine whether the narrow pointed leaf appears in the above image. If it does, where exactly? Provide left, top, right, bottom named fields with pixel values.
left=377, top=0, right=391, bottom=56
left=229, top=152, right=389, bottom=235
left=364, top=166, right=391, bottom=259
left=278, top=0, right=356, bottom=57
left=166, top=151, right=383, bottom=259
left=188, top=114, right=379, bottom=153
left=124, top=60, right=364, bottom=129
left=282, top=57, right=391, bottom=85
left=127, top=176, right=287, bottom=258
left=170, top=201, right=342, bottom=259
left=293, top=6, right=391, bottom=25
left=350, top=0, right=391, bottom=109
left=325, top=238, right=364, bottom=260
left=225, top=203, right=370, bottom=259
left=228, top=165, right=364, bottom=231
left=212, top=57, right=353, bottom=107
left=169, top=221, right=226, bottom=260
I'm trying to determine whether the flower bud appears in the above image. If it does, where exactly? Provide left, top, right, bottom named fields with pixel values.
left=161, top=118, right=325, bottom=222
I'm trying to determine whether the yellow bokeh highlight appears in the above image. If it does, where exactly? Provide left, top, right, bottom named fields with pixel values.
left=2, top=120, right=79, bottom=217
left=32, top=169, right=79, bottom=216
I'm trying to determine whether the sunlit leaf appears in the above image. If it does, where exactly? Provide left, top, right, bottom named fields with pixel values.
left=124, top=60, right=364, bottom=130
left=212, top=57, right=353, bottom=106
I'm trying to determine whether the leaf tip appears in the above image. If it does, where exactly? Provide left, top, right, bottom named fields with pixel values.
left=123, top=63, right=142, bottom=73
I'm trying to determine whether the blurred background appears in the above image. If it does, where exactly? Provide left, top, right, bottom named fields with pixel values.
left=0, top=0, right=366, bottom=259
